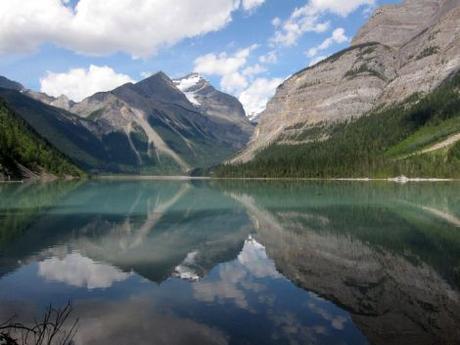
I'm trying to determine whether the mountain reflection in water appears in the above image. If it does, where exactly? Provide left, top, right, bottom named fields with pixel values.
left=0, top=180, right=459, bottom=345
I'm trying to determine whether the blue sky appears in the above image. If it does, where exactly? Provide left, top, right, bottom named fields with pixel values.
left=0, top=0, right=400, bottom=114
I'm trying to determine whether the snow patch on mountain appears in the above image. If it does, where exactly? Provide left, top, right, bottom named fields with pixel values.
left=173, top=74, right=205, bottom=106
left=247, top=112, right=261, bottom=123
left=238, top=235, right=281, bottom=279
left=174, top=250, right=201, bottom=282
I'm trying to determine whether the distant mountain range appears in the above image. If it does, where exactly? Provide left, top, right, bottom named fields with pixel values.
left=0, top=72, right=254, bottom=179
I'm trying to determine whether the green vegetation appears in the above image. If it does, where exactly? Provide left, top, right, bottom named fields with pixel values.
left=298, top=80, right=320, bottom=90
left=290, top=42, right=381, bottom=78
left=0, top=100, right=84, bottom=180
left=416, top=46, right=440, bottom=60
left=387, top=116, right=460, bottom=157
left=0, top=88, right=107, bottom=171
left=215, top=72, right=460, bottom=178
left=282, top=121, right=344, bottom=143
left=87, top=107, right=105, bottom=121
left=357, top=45, right=377, bottom=57
left=0, top=89, right=174, bottom=175
left=344, top=63, right=386, bottom=81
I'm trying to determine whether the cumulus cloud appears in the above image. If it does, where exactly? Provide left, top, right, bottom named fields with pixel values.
left=0, top=0, right=257, bottom=58
left=242, top=64, right=267, bottom=77
left=271, top=0, right=374, bottom=47
left=40, top=65, right=134, bottom=102
left=38, top=253, right=131, bottom=289
left=193, top=237, right=280, bottom=310
left=272, top=17, right=282, bottom=28
left=237, top=237, right=281, bottom=279
left=193, top=45, right=258, bottom=93
left=241, top=0, right=266, bottom=12
left=194, top=45, right=258, bottom=77
left=306, top=27, right=349, bottom=58
left=271, top=11, right=329, bottom=47
left=194, top=45, right=283, bottom=116
left=239, top=78, right=282, bottom=116
left=259, top=51, right=278, bottom=64
left=308, top=0, right=375, bottom=16
left=72, top=298, right=230, bottom=345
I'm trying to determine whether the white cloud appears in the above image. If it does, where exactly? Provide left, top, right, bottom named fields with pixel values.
left=306, top=27, right=349, bottom=58
left=237, top=237, right=281, bottom=278
left=242, top=64, right=267, bottom=77
left=272, top=17, right=282, bottom=28
left=331, top=27, right=349, bottom=42
left=40, top=65, right=135, bottom=102
left=194, top=45, right=284, bottom=115
left=0, top=0, right=248, bottom=58
left=194, top=44, right=284, bottom=115
left=192, top=237, right=280, bottom=310
left=271, top=12, right=329, bottom=47
left=239, top=77, right=282, bottom=116
left=308, top=0, right=375, bottom=16
left=38, top=253, right=131, bottom=289
left=241, top=0, right=266, bottom=12
left=363, top=3, right=377, bottom=17
left=221, top=73, right=249, bottom=93
left=193, top=45, right=258, bottom=93
left=271, top=0, right=374, bottom=47
left=194, top=45, right=257, bottom=76
left=259, top=51, right=278, bottom=64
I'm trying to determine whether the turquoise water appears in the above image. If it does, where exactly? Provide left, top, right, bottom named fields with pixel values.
left=0, top=180, right=460, bottom=345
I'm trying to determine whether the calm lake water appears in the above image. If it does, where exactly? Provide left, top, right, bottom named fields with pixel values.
left=0, top=180, right=459, bottom=345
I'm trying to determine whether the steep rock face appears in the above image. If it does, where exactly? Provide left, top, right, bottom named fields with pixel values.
left=234, top=43, right=398, bottom=162
left=379, top=2, right=460, bottom=103
left=234, top=0, right=460, bottom=163
left=352, top=0, right=444, bottom=48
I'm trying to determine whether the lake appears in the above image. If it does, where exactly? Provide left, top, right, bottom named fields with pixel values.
left=0, top=180, right=459, bottom=345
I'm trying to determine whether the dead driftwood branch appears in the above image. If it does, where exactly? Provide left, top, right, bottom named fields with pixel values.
left=0, top=302, right=78, bottom=345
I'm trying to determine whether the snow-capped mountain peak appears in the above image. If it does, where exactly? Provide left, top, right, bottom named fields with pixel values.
left=172, top=72, right=253, bottom=132
left=174, top=73, right=203, bottom=91
left=173, top=73, right=208, bottom=106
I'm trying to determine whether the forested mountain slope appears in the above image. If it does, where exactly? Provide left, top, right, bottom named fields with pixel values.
left=0, top=98, right=83, bottom=181
left=231, top=0, right=460, bottom=163
left=221, top=0, right=460, bottom=178
left=216, top=72, right=460, bottom=178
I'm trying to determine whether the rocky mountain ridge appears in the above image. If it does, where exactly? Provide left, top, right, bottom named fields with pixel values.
left=0, top=76, right=24, bottom=92
left=233, top=0, right=460, bottom=163
left=173, top=73, right=249, bottom=126
left=1, top=72, right=253, bottom=175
